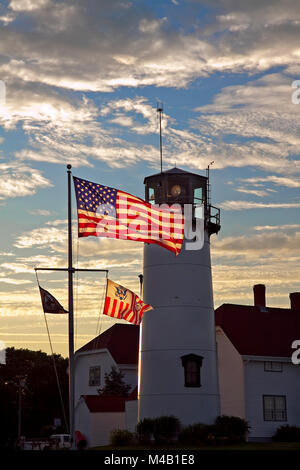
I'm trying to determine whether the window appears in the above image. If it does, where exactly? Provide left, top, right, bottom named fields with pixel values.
left=89, top=366, right=100, bottom=386
left=194, top=187, right=203, bottom=204
left=181, top=354, right=203, bottom=387
left=263, top=395, right=287, bottom=421
left=149, top=187, right=155, bottom=204
left=264, top=361, right=283, bottom=372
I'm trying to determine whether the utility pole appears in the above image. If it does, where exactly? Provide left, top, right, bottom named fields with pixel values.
left=17, top=376, right=26, bottom=442
left=5, top=375, right=27, bottom=444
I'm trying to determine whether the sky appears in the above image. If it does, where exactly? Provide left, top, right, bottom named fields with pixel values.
left=0, top=0, right=300, bottom=357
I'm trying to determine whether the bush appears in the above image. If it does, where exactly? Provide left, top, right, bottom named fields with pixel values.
left=136, top=416, right=181, bottom=444
left=272, top=425, right=300, bottom=442
left=214, top=415, right=250, bottom=443
left=110, top=429, right=134, bottom=447
left=178, top=423, right=207, bottom=445
left=153, top=416, right=181, bottom=444
left=178, top=416, right=250, bottom=446
left=39, top=425, right=54, bottom=438
left=136, top=418, right=155, bottom=444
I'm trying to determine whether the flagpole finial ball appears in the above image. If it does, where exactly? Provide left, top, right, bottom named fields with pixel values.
left=67, top=164, right=72, bottom=170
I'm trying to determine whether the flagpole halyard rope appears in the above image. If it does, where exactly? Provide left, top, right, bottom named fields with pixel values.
left=94, top=272, right=108, bottom=348
left=43, top=312, right=69, bottom=434
left=74, top=238, right=79, bottom=351
left=35, top=269, right=69, bottom=434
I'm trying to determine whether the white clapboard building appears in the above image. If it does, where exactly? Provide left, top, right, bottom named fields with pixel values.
left=216, top=285, right=300, bottom=441
left=74, top=285, right=300, bottom=446
left=74, top=323, right=139, bottom=446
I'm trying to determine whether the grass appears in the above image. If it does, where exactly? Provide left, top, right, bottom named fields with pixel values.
left=90, top=442, right=300, bottom=451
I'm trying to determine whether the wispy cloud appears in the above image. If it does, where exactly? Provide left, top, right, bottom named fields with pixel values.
left=219, top=200, right=300, bottom=210
left=0, top=162, right=52, bottom=200
left=28, top=209, right=52, bottom=216
left=253, top=224, right=300, bottom=231
left=234, top=188, right=275, bottom=197
left=238, top=175, right=300, bottom=188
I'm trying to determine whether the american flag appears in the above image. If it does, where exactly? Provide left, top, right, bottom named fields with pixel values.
left=73, top=176, right=184, bottom=255
left=104, top=279, right=152, bottom=325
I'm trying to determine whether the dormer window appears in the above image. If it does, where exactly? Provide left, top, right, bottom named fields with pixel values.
left=181, top=354, right=203, bottom=387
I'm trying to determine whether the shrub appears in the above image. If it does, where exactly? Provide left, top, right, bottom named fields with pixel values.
left=136, top=418, right=155, bottom=444
left=153, top=416, right=181, bottom=444
left=136, top=416, right=181, bottom=444
left=214, top=415, right=250, bottom=443
left=110, top=429, right=134, bottom=447
left=39, top=425, right=54, bottom=438
left=178, top=423, right=207, bottom=445
left=272, top=425, right=300, bottom=442
left=178, top=416, right=250, bottom=446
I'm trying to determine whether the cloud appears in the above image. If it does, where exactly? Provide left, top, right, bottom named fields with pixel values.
left=101, top=97, right=168, bottom=135
left=0, top=0, right=299, bottom=99
left=28, top=209, right=52, bottom=216
left=219, top=200, right=300, bottom=210
left=9, top=0, right=50, bottom=11
left=0, top=81, right=98, bottom=130
left=0, top=253, right=67, bottom=277
left=0, top=12, right=16, bottom=25
left=0, top=85, right=159, bottom=169
left=211, top=226, right=300, bottom=306
left=238, top=175, right=300, bottom=188
left=192, top=71, right=300, bottom=176
left=0, top=278, right=32, bottom=285
left=234, top=188, right=275, bottom=197
left=14, top=227, right=67, bottom=249
left=0, top=162, right=52, bottom=200
left=253, top=224, right=300, bottom=231
left=14, top=223, right=143, bottom=280
left=212, top=230, right=300, bottom=259
left=1, top=72, right=298, bottom=175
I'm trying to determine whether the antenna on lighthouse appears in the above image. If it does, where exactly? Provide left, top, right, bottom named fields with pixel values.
left=157, top=101, right=163, bottom=173
left=206, top=161, right=214, bottom=205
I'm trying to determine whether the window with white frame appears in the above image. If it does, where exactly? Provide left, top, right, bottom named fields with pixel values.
left=263, top=395, right=287, bottom=421
left=89, top=366, right=100, bottom=386
left=264, top=361, right=283, bottom=372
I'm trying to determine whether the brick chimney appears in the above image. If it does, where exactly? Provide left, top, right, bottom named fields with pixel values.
left=253, top=284, right=266, bottom=307
left=290, top=292, right=300, bottom=310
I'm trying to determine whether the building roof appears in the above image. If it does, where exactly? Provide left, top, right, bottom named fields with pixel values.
left=144, top=167, right=207, bottom=182
left=126, top=386, right=138, bottom=401
left=76, top=323, right=139, bottom=365
left=77, top=298, right=299, bottom=362
left=83, top=395, right=126, bottom=413
left=215, top=303, right=300, bottom=357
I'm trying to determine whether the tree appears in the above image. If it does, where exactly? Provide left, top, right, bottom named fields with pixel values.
left=0, top=347, right=69, bottom=448
left=98, top=366, right=131, bottom=397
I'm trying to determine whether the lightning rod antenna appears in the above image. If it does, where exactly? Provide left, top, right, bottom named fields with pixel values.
left=207, top=161, right=214, bottom=205
left=157, top=101, right=163, bottom=173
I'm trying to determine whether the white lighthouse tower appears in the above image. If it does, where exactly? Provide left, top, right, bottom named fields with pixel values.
left=138, top=167, right=221, bottom=425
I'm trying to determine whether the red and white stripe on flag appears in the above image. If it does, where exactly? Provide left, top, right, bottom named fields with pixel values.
left=73, top=176, right=184, bottom=255
left=103, top=279, right=153, bottom=325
